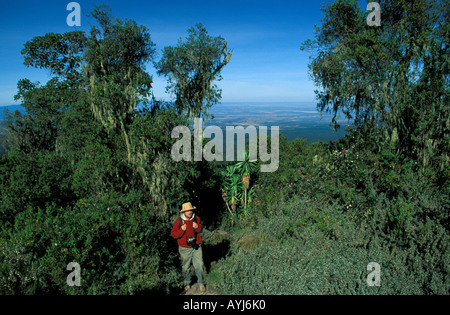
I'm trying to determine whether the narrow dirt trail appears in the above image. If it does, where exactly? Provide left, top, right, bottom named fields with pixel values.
left=184, top=283, right=220, bottom=295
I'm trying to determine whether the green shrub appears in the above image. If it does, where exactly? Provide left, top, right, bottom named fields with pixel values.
left=213, top=186, right=449, bottom=295
left=0, top=190, right=182, bottom=294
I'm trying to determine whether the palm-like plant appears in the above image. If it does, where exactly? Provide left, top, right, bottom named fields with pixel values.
left=236, top=150, right=257, bottom=207
left=220, top=165, right=241, bottom=223
left=247, top=186, right=255, bottom=205
left=220, top=151, right=258, bottom=223
left=228, top=174, right=242, bottom=211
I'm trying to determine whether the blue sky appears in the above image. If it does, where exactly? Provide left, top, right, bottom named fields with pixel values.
left=0, top=0, right=368, bottom=106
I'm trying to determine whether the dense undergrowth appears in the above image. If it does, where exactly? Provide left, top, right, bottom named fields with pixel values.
left=207, top=130, right=449, bottom=294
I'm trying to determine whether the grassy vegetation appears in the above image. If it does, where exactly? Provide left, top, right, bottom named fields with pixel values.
left=206, top=131, right=449, bottom=294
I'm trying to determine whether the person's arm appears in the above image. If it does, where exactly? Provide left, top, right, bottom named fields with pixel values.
left=193, top=216, right=203, bottom=234
left=171, top=218, right=186, bottom=239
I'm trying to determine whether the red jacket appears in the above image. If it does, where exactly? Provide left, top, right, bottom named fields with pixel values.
left=171, top=214, right=203, bottom=248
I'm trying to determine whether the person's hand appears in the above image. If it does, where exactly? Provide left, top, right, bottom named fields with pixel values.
left=193, top=222, right=198, bottom=229
left=181, top=224, right=187, bottom=231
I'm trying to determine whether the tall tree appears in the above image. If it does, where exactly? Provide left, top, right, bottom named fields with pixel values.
left=155, top=23, right=232, bottom=122
left=8, top=31, right=87, bottom=154
left=301, top=0, right=449, bottom=170
left=84, top=6, right=156, bottom=163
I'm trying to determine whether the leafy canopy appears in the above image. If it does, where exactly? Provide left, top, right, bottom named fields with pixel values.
left=301, top=0, right=449, bottom=169
left=155, top=23, right=232, bottom=121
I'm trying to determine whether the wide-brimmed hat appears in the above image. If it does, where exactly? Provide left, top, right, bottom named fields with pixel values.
left=180, top=202, right=196, bottom=213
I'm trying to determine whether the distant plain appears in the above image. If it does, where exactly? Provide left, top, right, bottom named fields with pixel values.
left=206, top=102, right=352, bottom=144
left=1, top=102, right=353, bottom=144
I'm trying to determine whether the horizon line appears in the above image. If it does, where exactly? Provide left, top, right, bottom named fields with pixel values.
left=1, top=100, right=317, bottom=107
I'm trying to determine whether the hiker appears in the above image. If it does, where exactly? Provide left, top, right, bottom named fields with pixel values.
left=171, top=202, right=206, bottom=292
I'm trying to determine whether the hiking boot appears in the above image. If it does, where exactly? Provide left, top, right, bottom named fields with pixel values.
left=199, top=285, right=206, bottom=292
